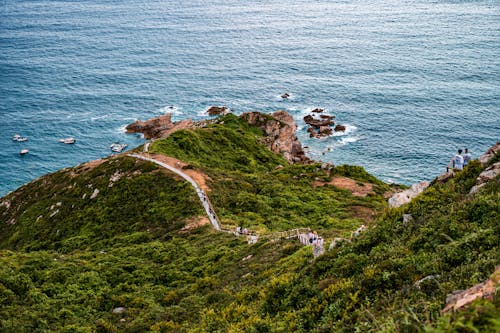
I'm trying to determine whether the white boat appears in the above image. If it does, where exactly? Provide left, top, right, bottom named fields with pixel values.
left=20, top=149, right=29, bottom=155
left=13, top=134, right=28, bottom=142
left=58, top=137, right=76, bottom=144
left=110, top=143, right=127, bottom=153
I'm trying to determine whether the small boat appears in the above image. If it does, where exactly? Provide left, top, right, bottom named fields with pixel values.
left=20, top=149, right=29, bottom=155
left=12, top=134, right=28, bottom=142
left=58, top=137, right=76, bottom=144
left=110, top=142, right=128, bottom=153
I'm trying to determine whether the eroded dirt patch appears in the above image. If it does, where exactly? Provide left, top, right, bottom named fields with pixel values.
left=314, top=176, right=375, bottom=197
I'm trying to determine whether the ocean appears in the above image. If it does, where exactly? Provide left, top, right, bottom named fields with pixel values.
left=1, top=0, right=499, bottom=197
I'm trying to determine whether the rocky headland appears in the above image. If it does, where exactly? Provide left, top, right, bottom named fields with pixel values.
left=126, top=110, right=310, bottom=164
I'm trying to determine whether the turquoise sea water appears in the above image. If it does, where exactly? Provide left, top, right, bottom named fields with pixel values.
left=1, top=0, right=499, bottom=196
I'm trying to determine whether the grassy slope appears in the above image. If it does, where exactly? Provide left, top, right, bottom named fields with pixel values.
left=0, top=114, right=497, bottom=332
left=150, top=114, right=390, bottom=237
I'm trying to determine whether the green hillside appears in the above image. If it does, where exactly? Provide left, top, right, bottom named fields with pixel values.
left=0, top=113, right=498, bottom=332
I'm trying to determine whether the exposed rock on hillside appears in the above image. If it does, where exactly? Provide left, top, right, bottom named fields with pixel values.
left=126, top=113, right=194, bottom=139
left=388, top=181, right=429, bottom=208
left=240, top=111, right=309, bottom=164
left=479, top=142, right=500, bottom=165
left=442, top=266, right=499, bottom=313
left=469, top=161, right=500, bottom=195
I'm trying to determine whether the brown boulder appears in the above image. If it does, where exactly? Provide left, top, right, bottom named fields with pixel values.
left=126, top=114, right=174, bottom=139
left=334, top=125, right=346, bottom=132
left=442, top=267, right=499, bottom=313
left=304, top=115, right=334, bottom=128
left=126, top=113, right=195, bottom=139
left=319, top=126, right=333, bottom=136
left=206, top=106, right=228, bottom=116
left=240, top=110, right=309, bottom=164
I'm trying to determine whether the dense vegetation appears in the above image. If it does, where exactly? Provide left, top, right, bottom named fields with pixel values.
left=0, top=113, right=498, bottom=332
left=150, top=114, right=390, bottom=237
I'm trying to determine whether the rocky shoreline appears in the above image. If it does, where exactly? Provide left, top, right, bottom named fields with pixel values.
left=126, top=109, right=310, bottom=164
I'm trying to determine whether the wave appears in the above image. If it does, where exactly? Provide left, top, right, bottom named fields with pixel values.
left=157, top=105, right=183, bottom=116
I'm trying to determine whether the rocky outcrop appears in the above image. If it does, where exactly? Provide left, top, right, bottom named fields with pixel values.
left=469, top=161, right=500, bottom=195
left=388, top=181, right=430, bottom=208
left=442, top=266, right=499, bottom=313
left=334, top=125, right=346, bottom=132
left=206, top=106, right=228, bottom=116
left=240, top=111, right=309, bottom=164
left=126, top=113, right=194, bottom=140
left=479, top=142, right=500, bottom=165
left=304, top=115, right=334, bottom=128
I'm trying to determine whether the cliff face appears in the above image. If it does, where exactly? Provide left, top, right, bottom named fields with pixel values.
left=240, top=110, right=309, bottom=164
left=125, top=113, right=194, bottom=139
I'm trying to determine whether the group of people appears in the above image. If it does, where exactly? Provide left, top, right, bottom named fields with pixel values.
left=308, top=231, right=324, bottom=247
left=448, top=148, right=472, bottom=172
left=236, top=226, right=249, bottom=235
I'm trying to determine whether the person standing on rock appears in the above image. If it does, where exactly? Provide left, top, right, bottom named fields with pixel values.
left=463, top=148, right=472, bottom=167
left=450, top=149, right=464, bottom=171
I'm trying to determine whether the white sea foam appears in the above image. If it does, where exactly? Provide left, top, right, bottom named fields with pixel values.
left=157, top=105, right=182, bottom=116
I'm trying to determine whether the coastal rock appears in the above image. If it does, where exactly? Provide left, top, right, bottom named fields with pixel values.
left=240, top=110, right=309, bottom=164
left=479, top=142, right=500, bottom=165
left=334, top=124, right=346, bottom=132
left=206, top=106, right=228, bottom=116
left=311, top=108, right=324, bottom=113
left=442, top=266, right=499, bottom=313
left=304, top=115, right=334, bottom=128
left=388, top=181, right=430, bottom=208
left=319, top=126, right=333, bottom=136
left=469, top=162, right=500, bottom=195
left=126, top=113, right=194, bottom=139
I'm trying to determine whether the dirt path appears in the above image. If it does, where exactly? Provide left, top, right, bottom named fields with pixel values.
left=143, top=153, right=211, bottom=193
left=128, top=153, right=221, bottom=230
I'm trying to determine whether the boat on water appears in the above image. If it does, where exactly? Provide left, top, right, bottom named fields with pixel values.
left=20, top=149, right=29, bottom=155
left=110, top=142, right=128, bottom=153
left=58, top=137, right=76, bottom=144
left=13, top=134, right=28, bottom=142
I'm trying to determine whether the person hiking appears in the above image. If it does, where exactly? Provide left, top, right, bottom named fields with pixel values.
left=463, top=148, right=472, bottom=166
left=450, top=149, right=464, bottom=171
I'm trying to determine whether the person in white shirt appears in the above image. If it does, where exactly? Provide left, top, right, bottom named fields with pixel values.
left=463, top=148, right=472, bottom=166
left=451, top=149, right=464, bottom=171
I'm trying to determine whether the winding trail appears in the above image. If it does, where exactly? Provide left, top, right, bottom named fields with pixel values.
left=129, top=153, right=221, bottom=231
left=129, top=152, right=325, bottom=256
